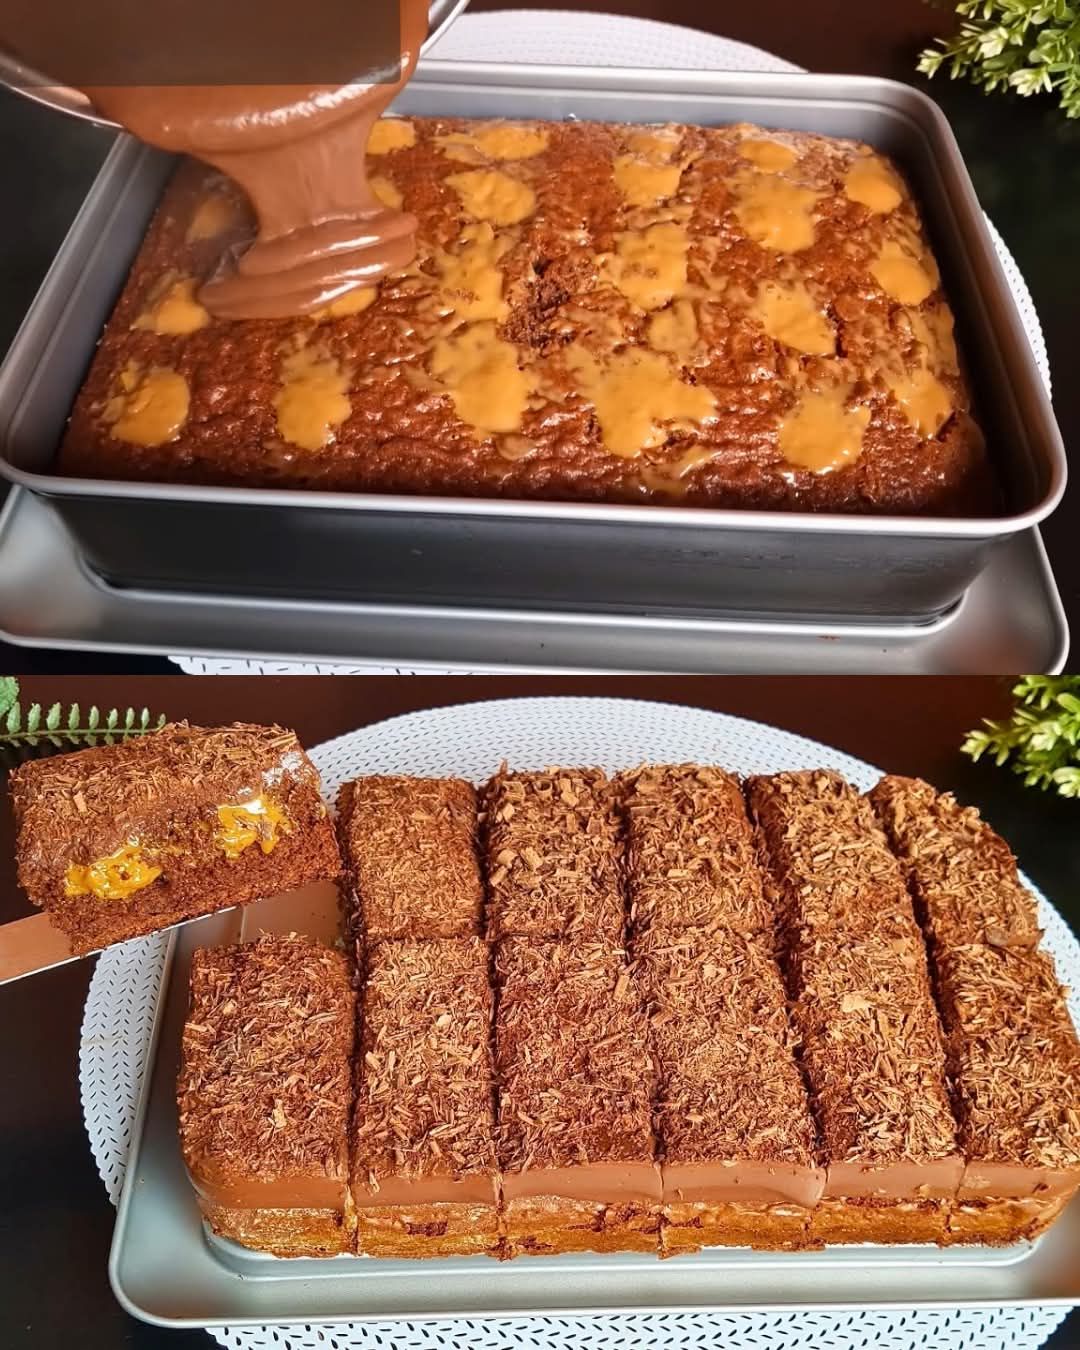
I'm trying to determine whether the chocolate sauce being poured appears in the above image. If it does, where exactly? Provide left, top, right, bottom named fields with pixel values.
left=78, top=0, right=429, bottom=319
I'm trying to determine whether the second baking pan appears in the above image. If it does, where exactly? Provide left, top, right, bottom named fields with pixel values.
left=0, top=63, right=1066, bottom=623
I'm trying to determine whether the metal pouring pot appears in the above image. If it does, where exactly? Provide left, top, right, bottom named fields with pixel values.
left=0, top=0, right=468, bottom=129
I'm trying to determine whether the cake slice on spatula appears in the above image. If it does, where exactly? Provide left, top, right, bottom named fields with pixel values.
left=2, top=721, right=341, bottom=982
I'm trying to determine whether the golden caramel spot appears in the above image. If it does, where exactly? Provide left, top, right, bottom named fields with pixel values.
left=778, top=386, right=871, bottom=474
left=606, top=222, right=689, bottom=312
left=734, top=176, right=819, bottom=252
left=445, top=169, right=536, bottom=226
left=739, top=138, right=798, bottom=172
left=844, top=156, right=903, bottom=214
left=186, top=194, right=239, bottom=243
left=438, top=123, right=549, bottom=160
left=908, top=305, right=958, bottom=374
left=313, top=286, right=379, bottom=321
left=498, top=434, right=535, bottom=461
left=565, top=344, right=715, bottom=458
left=647, top=299, right=700, bottom=363
left=625, top=126, right=682, bottom=161
left=104, top=364, right=190, bottom=447
left=371, top=175, right=403, bottom=210
left=613, top=155, right=684, bottom=207
left=216, top=797, right=289, bottom=860
left=434, top=222, right=513, bottom=323
left=887, top=365, right=952, bottom=437
left=133, top=274, right=210, bottom=336
left=871, top=240, right=936, bottom=305
left=639, top=445, right=718, bottom=497
left=367, top=118, right=416, bottom=154
left=751, top=282, right=835, bottom=356
left=274, top=346, right=351, bottom=451
left=64, top=842, right=162, bottom=902
left=430, top=322, right=532, bottom=434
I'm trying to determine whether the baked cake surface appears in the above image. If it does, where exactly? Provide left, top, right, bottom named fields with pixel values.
left=60, top=117, right=993, bottom=516
left=10, top=721, right=341, bottom=953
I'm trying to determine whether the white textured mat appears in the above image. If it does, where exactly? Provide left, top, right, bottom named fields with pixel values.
left=170, top=9, right=1051, bottom=679
left=81, top=696, right=1079, bottom=1349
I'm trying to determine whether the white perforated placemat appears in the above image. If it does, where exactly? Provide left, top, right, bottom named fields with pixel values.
left=80, top=696, right=1078, bottom=1349
left=168, top=9, right=1050, bottom=678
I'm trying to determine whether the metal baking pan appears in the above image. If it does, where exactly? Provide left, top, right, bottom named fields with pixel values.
left=0, top=488, right=1068, bottom=671
left=0, top=63, right=1066, bottom=624
left=110, top=909, right=1080, bottom=1327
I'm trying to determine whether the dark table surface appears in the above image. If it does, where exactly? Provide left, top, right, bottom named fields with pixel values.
left=0, top=675, right=1078, bottom=1347
left=0, top=0, right=1078, bottom=673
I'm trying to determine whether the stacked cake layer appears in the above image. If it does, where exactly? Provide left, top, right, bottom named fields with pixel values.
left=177, top=766, right=1080, bottom=1258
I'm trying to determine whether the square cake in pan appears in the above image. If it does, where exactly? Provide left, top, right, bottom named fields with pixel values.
left=59, top=117, right=993, bottom=517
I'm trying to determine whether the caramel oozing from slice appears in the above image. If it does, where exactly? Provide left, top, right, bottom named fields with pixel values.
left=64, top=842, right=162, bottom=902
left=216, top=797, right=290, bottom=860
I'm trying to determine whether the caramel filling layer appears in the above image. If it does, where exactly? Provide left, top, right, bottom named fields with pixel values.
left=216, top=796, right=289, bottom=860
left=662, top=1160, right=825, bottom=1208
left=64, top=842, right=162, bottom=902
left=825, top=1155, right=964, bottom=1201
left=501, top=1161, right=662, bottom=1205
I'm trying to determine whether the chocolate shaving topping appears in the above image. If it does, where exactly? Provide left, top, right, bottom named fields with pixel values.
left=750, top=771, right=959, bottom=1168
left=495, top=939, right=655, bottom=1171
left=637, top=925, right=818, bottom=1167
left=869, top=775, right=1042, bottom=949
left=337, top=776, right=483, bottom=940
left=353, top=938, right=496, bottom=1185
left=177, top=936, right=355, bottom=1189
left=483, top=768, right=624, bottom=942
left=621, top=764, right=773, bottom=940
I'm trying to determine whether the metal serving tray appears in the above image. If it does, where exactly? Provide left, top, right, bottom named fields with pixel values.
left=0, top=488, right=1068, bottom=670
left=0, top=63, right=1066, bottom=625
left=110, top=910, right=1080, bottom=1328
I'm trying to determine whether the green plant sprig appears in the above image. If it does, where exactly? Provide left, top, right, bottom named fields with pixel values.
left=962, top=675, right=1080, bottom=797
left=0, top=677, right=166, bottom=751
left=918, top=1, right=1080, bottom=119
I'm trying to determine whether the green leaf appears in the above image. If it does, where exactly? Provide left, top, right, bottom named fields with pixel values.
left=5, top=701, right=20, bottom=736
left=45, top=702, right=61, bottom=731
left=0, top=676, right=18, bottom=718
